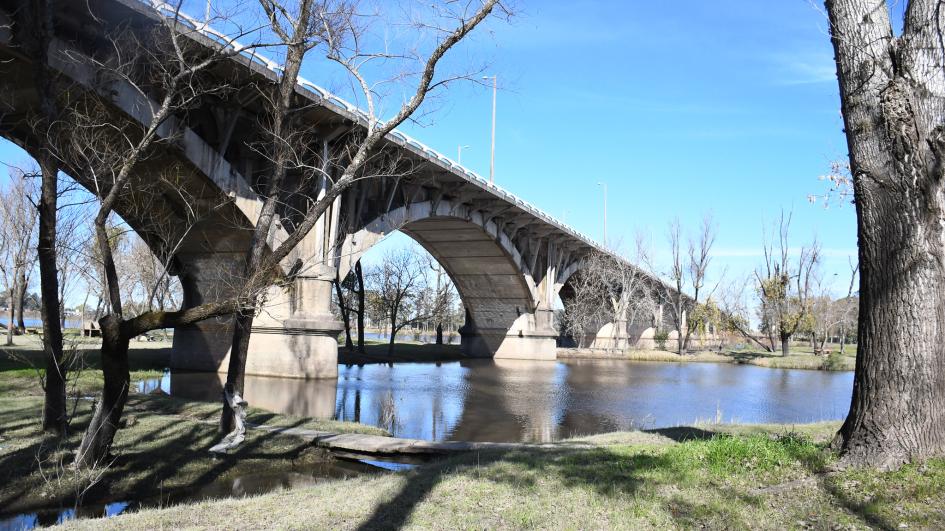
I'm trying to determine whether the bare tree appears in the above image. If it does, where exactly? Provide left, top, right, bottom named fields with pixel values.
left=3, top=0, right=504, bottom=464
left=754, top=211, right=820, bottom=357
left=0, top=171, right=38, bottom=346
left=650, top=215, right=717, bottom=354
left=219, top=0, right=506, bottom=433
left=423, top=253, right=457, bottom=345
left=562, top=250, right=653, bottom=349
left=366, top=248, right=443, bottom=355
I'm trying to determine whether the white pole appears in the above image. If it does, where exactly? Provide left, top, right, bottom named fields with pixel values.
left=597, top=181, right=608, bottom=246
left=489, top=75, right=497, bottom=185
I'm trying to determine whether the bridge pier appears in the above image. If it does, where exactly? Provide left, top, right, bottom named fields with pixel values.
left=171, top=255, right=342, bottom=379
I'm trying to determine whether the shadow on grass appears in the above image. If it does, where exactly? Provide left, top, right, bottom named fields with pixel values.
left=0, top=394, right=323, bottom=518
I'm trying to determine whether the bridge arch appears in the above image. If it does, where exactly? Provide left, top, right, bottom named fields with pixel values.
left=337, top=199, right=558, bottom=359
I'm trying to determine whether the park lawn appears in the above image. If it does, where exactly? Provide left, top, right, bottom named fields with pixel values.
left=338, top=339, right=465, bottom=364
left=0, top=340, right=389, bottom=518
left=56, top=421, right=945, bottom=530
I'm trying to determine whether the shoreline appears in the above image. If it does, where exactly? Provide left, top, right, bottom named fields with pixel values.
left=557, top=346, right=856, bottom=371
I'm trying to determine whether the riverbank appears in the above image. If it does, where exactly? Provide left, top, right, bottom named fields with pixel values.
left=559, top=346, right=857, bottom=371
left=0, top=344, right=388, bottom=523
left=53, top=420, right=945, bottom=530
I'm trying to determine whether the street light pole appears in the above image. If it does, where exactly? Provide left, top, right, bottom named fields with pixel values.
left=457, top=144, right=470, bottom=165
left=483, top=75, right=497, bottom=185
left=597, top=181, right=608, bottom=247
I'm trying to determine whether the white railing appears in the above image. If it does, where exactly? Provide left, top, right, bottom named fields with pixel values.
left=147, top=0, right=604, bottom=252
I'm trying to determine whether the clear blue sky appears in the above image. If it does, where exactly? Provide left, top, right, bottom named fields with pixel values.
left=0, top=0, right=860, bottom=297
left=372, top=0, right=859, bottom=291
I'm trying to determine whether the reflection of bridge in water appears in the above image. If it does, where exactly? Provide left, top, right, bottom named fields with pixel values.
left=0, top=0, right=680, bottom=379
left=165, top=359, right=853, bottom=443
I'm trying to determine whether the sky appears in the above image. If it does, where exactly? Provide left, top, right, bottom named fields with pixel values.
left=356, top=0, right=860, bottom=294
left=0, top=0, right=865, bottom=302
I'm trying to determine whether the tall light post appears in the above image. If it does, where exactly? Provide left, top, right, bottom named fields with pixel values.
left=483, top=75, right=497, bottom=185
left=457, top=144, right=470, bottom=165
left=597, top=181, right=608, bottom=247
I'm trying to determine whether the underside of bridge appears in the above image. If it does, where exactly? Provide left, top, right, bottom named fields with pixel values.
left=404, top=217, right=557, bottom=361
left=0, top=0, right=664, bottom=380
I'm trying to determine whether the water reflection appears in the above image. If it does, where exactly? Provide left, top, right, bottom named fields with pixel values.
left=159, top=359, right=853, bottom=444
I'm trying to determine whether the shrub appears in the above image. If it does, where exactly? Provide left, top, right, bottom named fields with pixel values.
left=821, top=351, right=845, bottom=371
left=654, top=330, right=669, bottom=350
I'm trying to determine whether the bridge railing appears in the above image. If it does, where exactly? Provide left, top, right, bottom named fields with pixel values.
left=146, top=0, right=605, bottom=254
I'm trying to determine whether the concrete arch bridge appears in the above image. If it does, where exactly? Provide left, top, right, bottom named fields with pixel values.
left=0, top=0, right=683, bottom=378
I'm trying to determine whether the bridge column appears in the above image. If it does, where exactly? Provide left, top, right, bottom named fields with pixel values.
left=171, top=238, right=342, bottom=379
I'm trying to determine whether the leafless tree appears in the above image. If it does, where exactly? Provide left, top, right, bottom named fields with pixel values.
left=754, top=211, right=820, bottom=357
left=4, top=0, right=504, bottom=464
left=648, top=215, right=718, bottom=354
left=219, top=0, right=507, bottom=434
left=562, top=250, right=653, bottom=349
left=0, top=170, right=38, bottom=346
left=366, top=247, right=445, bottom=355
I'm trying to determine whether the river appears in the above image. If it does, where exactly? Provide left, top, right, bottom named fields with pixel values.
left=159, top=358, right=854, bottom=443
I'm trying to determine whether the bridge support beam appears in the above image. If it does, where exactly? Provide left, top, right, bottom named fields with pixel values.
left=170, top=255, right=342, bottom=379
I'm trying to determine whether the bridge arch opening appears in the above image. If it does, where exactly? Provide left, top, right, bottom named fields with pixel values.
left=337, top=199, right=557, bottom=359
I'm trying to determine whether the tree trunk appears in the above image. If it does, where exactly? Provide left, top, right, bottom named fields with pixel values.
left=839, top=324, right=846, bottom=354
left=37, top=155, right=66, bottom=435
left=14, top=267, right=26, bottom=334
left=76, top=315, right=130, bottom=468
left=436, top=323, right=443, bottom=345
left=6, top=288, right=14, bottom=346
left=826, top=0, right=945, bottom=469
left=334, top=277, right=353, bottom=350
left=780, top=332, right=790, bottom=357
left=355, top=261, right=365, bottom=353
left=221, top=310, right=253, bottom=433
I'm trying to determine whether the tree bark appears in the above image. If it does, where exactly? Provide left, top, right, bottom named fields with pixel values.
left=29, top=0, right=67, bottom=435
left=826, top=0, right=945, bottom=469
left=37, top=155, right=66, bottom=435
left=14, top=267, right=26, bottom=334
left=334, top=276, right=353, bottom=350
left=76, top=315, right=129, bottom=468
left=6, top=287, right=14, bottom=346
left=436, top=323, right=443, bottom=345
left=780, top=332, right=790, bottom=357
left=355, top=261, right=365, bottom=353
left=221, top=310, right=253, bottom=434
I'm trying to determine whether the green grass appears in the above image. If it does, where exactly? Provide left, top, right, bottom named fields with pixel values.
left=0, top=338, right=390, bottom=518
left=54, top=421, right=945, bottom=530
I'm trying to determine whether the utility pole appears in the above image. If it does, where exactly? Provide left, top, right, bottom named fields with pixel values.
left=483, top=75, right=497, bottom=185
left=597, top=181, right=608, bottom=247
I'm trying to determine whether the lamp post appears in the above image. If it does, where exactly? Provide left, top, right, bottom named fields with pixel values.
left=457, top=144, right=470, bottom=165
left=597, top=181, right=608, bottom=247
left=483, top=75, right=497, bottom=185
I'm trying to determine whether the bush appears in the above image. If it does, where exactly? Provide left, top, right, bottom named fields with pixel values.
left=654, top=330, right=669, bottom=350
left=821, top=351, right=845, bottom=371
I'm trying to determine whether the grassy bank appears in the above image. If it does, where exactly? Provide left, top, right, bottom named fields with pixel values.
left=559, top=345, right=857, bottom=371
left=55, top=421, right=945, bottom=530
left=0, top=341, right=388, bottom=519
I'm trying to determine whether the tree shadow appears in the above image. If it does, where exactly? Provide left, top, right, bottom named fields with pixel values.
left=644, top=426, right=716, bottom=442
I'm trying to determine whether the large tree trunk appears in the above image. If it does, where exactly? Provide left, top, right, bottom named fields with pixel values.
left=76, top=315, right=130, bottom=468
left=826, top=0, right=945, bottom=469
left=780, top=331, right=790, bottom=357
left=221, top=310, right=253, bottom=433
left=37, top=155, right=66, bottom=435
left=355, top=261, right=365, bottom=353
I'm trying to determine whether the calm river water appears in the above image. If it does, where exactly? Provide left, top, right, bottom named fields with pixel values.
left=159, top=358, right=854, bottom=443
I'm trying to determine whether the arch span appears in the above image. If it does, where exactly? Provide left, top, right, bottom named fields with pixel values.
left=338, top=199, right=558, bottom=360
